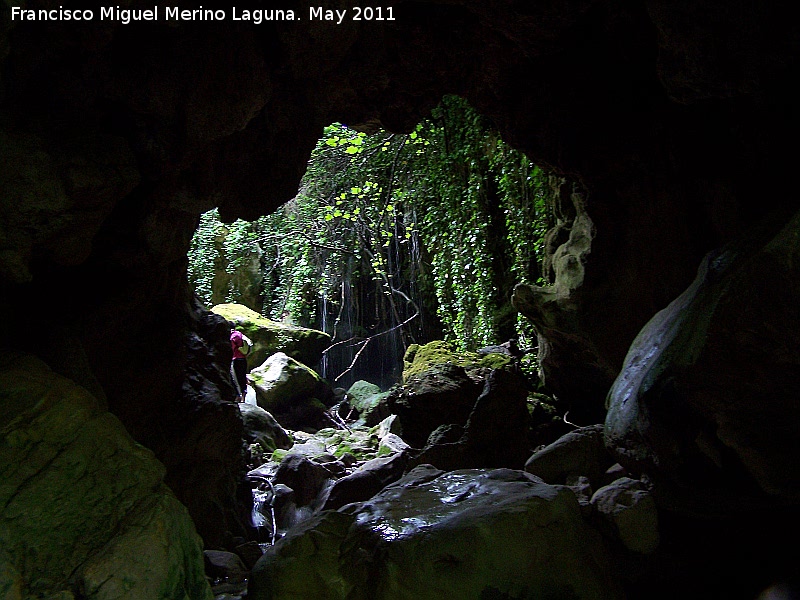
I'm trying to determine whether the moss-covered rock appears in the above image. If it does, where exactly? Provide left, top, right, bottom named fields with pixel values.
left=346, top=380, right=391, bottom=426
left=346, top=380, right=381, bottom=406
left=0, top=352, right=212, bottom=600
left=250, top=352, right=323, bottom=414
left=248, top=352, right=332, bottom=432
left=264, top=418, right=406, bottom=467
left=402, top=340, right=513, bottom=382
left=211, top=303, right=331, bottom=367
left=297, top=426, right=382, bottom=462
left=408, top=369, right=532, bottom=472
left=387, top=363, right=483, bottom=448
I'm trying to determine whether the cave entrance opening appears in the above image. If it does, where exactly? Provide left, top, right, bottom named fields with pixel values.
left=187, top=95, right=552, bottom=391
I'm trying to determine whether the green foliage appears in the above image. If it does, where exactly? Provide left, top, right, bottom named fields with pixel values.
left=188, top=96, right=553, bottom=379
left=410, top=97, right=551, bottom=349
left=415, top=99, right=503, bottom=347
left=187, top=209, right=220, bottom=306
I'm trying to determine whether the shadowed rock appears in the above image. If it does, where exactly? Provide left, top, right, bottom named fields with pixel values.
left=525, top=424, right=615, bottom=488
left=249, top=466, right=623, bottom=600
left=605, top=209, right=800, bottom=515
left=410, top=369, right=532, bottom=471
left=0, top=353, right=212, bottom=599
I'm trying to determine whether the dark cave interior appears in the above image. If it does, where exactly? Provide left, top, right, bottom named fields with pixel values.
left=1, top=1, right=799, bottom=598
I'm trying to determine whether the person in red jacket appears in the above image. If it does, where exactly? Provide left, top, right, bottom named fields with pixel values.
left=229, top=322, right=252, bottom=402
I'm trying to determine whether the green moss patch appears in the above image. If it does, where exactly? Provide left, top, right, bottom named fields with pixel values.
left=402, top=340, right=513, bottom=382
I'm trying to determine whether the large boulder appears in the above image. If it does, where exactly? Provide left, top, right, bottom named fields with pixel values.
left=320, top=450, right=411, bottom=511
left=525, top=424, right=616, bottom=488
left=272, top=454, right=334, bottom=509
left=393, top=343, right=524, bottom=454
left=605, top=209, right=800, bottom=515
left=410, top=368, right=532, bottom=471
left=249, top=466, right=623, bottom=600
left=590, top=477, right=660, bottom=555
left=386, top=362, right=483, bottom=448
left=211, top=303, right=331, bottom=368
left=249, top=352, right=329, bottom=431
left=239, top=402, right=293, bottom=454
left=0, top=352, right=211, bottom=599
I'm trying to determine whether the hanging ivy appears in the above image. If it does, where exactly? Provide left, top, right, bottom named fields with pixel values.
left=188, top=208, right=222, bottom=306
left=188, top=95, right=553, bottom=376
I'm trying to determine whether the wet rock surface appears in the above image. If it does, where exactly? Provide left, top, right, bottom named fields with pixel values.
left=250, top=466, right=624, bottom=600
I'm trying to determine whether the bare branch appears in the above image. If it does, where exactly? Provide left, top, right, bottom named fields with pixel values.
left=563, top=411, right=580, bottom=429
left=334, top=338, right=372, bottom=383
left=332, top=305, right=419, bottom=383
